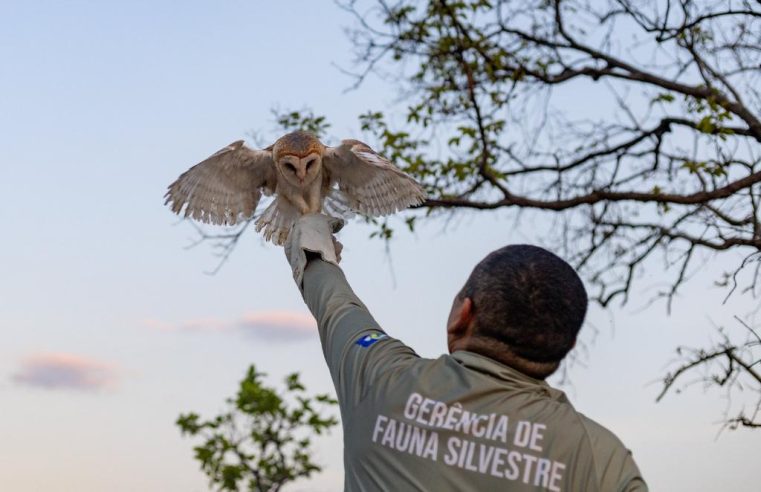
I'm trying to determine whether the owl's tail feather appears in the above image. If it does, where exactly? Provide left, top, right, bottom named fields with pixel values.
left=256, top=190, right=353, bottom=246
left=254, top=199, right=298, bottom=246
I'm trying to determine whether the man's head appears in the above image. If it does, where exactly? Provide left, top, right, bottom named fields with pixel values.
left=447, top=245, right=588, bottom=379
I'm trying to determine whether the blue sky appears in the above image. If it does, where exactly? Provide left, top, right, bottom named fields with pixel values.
left=1, top=1, right=759, bottom=491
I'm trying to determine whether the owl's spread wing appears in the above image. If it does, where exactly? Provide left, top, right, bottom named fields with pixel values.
left=323, top=139, right=426, bottom=216
left=165, top=140, right=277, bottom=225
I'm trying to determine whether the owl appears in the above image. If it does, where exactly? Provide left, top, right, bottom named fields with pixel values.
left=165, top=131, right=426, bottom=244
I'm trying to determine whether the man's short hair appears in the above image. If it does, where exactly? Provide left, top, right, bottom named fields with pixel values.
left=460, top=244, right=588, bottom=363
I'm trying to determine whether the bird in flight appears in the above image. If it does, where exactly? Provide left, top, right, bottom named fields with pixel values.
left=165, top=131, right=426, bottom=244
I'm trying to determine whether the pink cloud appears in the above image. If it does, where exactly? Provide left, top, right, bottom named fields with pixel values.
left=12, top=353, right=118, bottom=391
left=143, top=311, right=316, bottom=341
left=237, top=312, right=316, bottom=340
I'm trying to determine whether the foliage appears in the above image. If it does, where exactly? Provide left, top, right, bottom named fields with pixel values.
left=274, top=109, right=331, bottom=139
left=333, top=0, right=761, bottom=428
left=192, top=0, right=761, bottom=428
left=176, top=365, right=338, bottom=492
left=337, top=0, right=761, bottom=308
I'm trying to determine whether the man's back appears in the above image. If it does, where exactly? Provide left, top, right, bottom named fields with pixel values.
left=346, top=350, right=643, bottom=491
left=301, top=260, right=646, bottom=491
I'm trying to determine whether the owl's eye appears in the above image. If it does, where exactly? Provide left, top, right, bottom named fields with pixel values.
left=284, top=162, right=297, bottom=173
left=306, top=159, right=316, bottom=170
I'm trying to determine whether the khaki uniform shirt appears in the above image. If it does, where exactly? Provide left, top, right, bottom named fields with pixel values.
left=302, top=260, right=647, bottom=492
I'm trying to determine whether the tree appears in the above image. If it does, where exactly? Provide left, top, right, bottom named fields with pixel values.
left=176, top=365, right=338, bottom=492
left=340, top=0, right=761, bottom=304
left=656, top=316, right=761, bottom=430
left=339, top=0, right=761, bottom=429
left=191, top=0, right=761, bottom=427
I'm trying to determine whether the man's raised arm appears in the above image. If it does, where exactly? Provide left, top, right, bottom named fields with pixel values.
left=285, top=214, right=418, bottom=409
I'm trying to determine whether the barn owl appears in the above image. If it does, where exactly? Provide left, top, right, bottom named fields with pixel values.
left=165, top=131, right=426, bottom=244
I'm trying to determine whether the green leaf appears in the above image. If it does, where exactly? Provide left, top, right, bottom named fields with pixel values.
left=177, top=365, right=337, bottom=491
left=650, top=93, right=675, bottom=105
left=696, top=116, right=714, bottom=133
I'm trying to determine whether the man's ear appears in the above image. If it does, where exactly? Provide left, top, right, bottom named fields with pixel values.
left=447, top=297, right=475, bottom=337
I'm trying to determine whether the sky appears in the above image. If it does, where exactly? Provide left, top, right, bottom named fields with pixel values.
left=0, top=1, right=759, bottom=491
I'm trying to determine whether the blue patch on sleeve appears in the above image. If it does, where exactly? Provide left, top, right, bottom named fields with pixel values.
left=356, top=332, right=388, bottom=348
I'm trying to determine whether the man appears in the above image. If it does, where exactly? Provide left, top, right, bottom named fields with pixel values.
left=285, top=214, right=647, bottom=491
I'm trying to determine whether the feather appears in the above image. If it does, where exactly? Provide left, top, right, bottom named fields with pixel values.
left=166, top=133, right=425, bottom=246
left=164, top=140, right=276, bottom=226
left=254, top=197, right=300, bottom=246
left=323, top=140, right=426, bottom=217
left=323, top=188, right=357, bottom=220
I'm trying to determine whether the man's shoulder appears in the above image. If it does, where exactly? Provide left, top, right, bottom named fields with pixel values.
left=574, top=411, right=630, bottom=453
left=571, top=410, right=645, bottom=489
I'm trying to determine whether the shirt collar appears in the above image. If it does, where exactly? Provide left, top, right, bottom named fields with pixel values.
left=450, top=350, right=569, bottom=402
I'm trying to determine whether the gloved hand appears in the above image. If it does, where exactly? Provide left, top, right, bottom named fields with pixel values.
left=284, top=213, right=344, bottom=287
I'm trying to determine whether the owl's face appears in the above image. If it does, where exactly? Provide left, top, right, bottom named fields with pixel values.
left=277, top=152, right=322, bottom=186
left=272, top=131, right=325, bottom=187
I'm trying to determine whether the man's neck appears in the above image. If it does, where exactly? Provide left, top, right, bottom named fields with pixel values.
left=460, top=335, right=560, bottom=380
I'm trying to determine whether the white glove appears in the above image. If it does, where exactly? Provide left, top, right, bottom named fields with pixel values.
left=284, top=214, right=344, bottom=287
